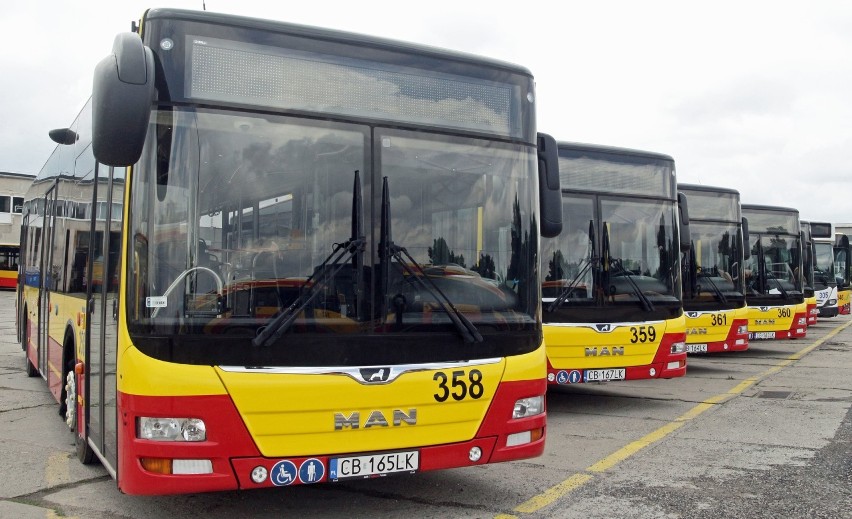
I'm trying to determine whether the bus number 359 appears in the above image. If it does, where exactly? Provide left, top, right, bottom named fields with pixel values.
left=629, top=326, right=657, bottom=344
left=433, top=370, right=484, bottom=402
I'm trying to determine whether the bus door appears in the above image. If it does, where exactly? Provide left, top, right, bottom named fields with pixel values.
left=38, top=184, right=59, bottom=377
left=17, top=222, right=27, bottom=343
left=85, top=163, right=123, bottom=470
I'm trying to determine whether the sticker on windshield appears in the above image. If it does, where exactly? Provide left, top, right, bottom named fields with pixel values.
left=146, top=296, right=167, bottom=308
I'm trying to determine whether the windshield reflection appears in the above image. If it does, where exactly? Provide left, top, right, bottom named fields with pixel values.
left=128, top=109, right=538, bottom=339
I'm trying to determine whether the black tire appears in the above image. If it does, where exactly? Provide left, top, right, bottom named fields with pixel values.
left=24, top=314, right=37, bottom=377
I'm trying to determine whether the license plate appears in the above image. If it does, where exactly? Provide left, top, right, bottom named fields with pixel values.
left=750, top=331, right=775, bottom=339
left=329, top=450, right=418, bottom=481
left=686, top=344, right=708, bottom=353
left=584, top=368, right=626, bottom=382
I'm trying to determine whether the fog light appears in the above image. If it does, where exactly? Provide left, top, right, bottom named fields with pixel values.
left=666, top=361, right=681, bottom=370
left=251, top=465, right=268, bottom=483
left=506, top=431, right=531, bottom=447
left=649, top=368, right=656, bottom=377
left=735, top=339, right=746, bottom=345
left=469, top=446, right=482, bottom=462
left=670, top=341, right=686, bottom=354
left=173, top=459, right=213, bottom=474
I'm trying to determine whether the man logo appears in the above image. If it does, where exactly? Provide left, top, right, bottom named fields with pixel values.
left=686, top=311, right=699, bottom=318
left=594, top=324, right=614, bottom=332
left=759, top=307, right=770, bottom=312
left=360, top=367, right=391, bottom=383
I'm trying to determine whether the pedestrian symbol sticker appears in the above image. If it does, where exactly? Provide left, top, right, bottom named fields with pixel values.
left=270, top=460, right=298, bottom=486
left=299, top=458, right=325, bottom=484
left=556, top=370, right=582, bottom=384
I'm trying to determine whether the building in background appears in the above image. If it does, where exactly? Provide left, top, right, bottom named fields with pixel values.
left=0, top=171, right=34, bottom=245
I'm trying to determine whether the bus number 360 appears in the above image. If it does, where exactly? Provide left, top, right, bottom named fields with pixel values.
left=433, top=370, right=484, bottom=402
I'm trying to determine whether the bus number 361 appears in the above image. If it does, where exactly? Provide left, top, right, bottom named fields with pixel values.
left=433, top=370, right=484, bottom=402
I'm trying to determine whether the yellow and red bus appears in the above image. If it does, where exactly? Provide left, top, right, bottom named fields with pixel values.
left=834, top=232, right=851, bottom=315
left=799, top=221, right=819, bottom=326
left=541, top=143, right=689, bottom=385
left=0, top=244, right=19, bottom=289
left=741, top=205, right=807, bottom=341
left=18, top=8, right=563, bottom=495
left=678, top=184, right=749, bottom=353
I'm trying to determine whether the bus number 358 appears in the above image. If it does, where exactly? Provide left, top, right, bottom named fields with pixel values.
left=433, top=370, right=484, bottom=402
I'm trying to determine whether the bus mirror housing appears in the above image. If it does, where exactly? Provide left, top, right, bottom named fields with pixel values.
left=677, top=192, right=690, bottom=253
left=537, top=133, right=562, bottom=238
left=92, top=32, right=155, bottom=167
left=49, top=128, right=79, bottom=146
left=742, top=217, right=750, bottom=260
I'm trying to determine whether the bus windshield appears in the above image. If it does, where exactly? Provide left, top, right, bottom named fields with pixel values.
left=683, top=221, right=745, bottom=303
left=813, top=242, right=836, bottom=289
left=127, top=108, right=540, bottom=365
left=747, top=234, right=803, bottom=298
left=542, top=194, right=681, bottom=321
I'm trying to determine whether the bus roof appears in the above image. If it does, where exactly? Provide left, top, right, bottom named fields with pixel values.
left=677, top=183, right=740, bottom=196
left=741, top=203, right=799, bottom=215
left=556, top=141, right=674, bottom=163
left=144, top=8, right=534, bottom=78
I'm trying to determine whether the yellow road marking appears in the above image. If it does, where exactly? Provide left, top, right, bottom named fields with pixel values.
left=512, top=474, right=593, bottom=514
left=502, top=319, right=852, bottom=516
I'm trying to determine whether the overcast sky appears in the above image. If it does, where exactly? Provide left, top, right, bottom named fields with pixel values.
left=2, top=1, right=851, bottom=223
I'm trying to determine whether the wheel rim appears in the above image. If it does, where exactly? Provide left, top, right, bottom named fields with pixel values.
left=64, top=370, right=76, bottom=430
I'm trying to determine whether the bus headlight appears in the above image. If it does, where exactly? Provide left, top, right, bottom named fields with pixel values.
left=512, top=396, right=544, bottom=419
left=670, top=341, right=686, bottom=354
left=797, top=317, right=807, bottom=326
left=828, top=299, right=837, bottom=305
left=138, top=417, right=207, bottom=442
left=737, top=325, right=748, bottom=335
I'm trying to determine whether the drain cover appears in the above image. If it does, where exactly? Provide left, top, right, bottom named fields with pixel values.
left=757, top=391, right=794, bottom=399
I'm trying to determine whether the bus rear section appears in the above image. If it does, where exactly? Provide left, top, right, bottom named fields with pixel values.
left=678, top=184, right=749, bottom=354
left=742, top=204, right=807, bottom=341
left=542, top=142, right=688, bottom=385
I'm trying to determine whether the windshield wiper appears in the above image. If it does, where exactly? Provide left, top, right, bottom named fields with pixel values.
left=253, top=171, right=366, bottom=348
left=766, top=273, right=790, bottom=299
left=547, top=220, right=596, bottom=312
left=378, top=177, right=483, bottom=343
left=609, top=257, right=655, bottom=312
left=699, top=268, right=728, bottom=304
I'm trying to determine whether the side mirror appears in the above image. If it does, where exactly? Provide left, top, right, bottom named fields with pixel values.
left=537, top=133, right=562, bottom=238
left=742, top=217, right=750, bottom=260
left=92, top=32, right=155, bottom=166
left=677, top=192, right=690, bottom=253
left=49, top=128, right=79, bottom=146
